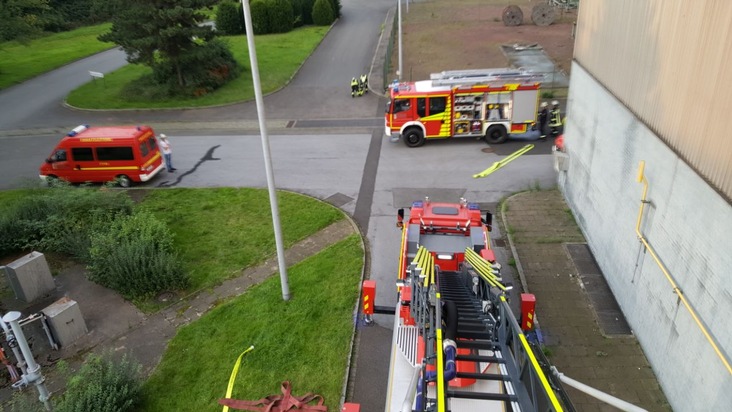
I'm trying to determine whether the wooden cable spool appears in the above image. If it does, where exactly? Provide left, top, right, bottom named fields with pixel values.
left=531, top=3, right=558, bottom=26
left=502, top=5, right=523, bottom=27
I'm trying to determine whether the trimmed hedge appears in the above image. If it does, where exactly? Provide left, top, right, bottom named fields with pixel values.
left=269, top=0, right=295, bottom=33
left=216, top=1, right=245, bottom=35
left=312, top=0, right=335, bottom=26
left=250, top=0, right=271, bottom=34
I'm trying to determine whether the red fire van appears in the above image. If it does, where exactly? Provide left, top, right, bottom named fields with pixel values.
left=39, top=125, right=164, bottom=187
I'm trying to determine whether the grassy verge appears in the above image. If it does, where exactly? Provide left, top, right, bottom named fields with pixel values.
left=137, top=188, right=343, bottom=291
left=66, top=26, right=329, bottom=109
left=0, top=24, right=114, bottom=90
left=141, top=235, right=363, bottom=411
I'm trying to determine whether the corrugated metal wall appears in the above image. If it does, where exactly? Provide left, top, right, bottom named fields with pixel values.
left=574, top=0, right=732, bottom=201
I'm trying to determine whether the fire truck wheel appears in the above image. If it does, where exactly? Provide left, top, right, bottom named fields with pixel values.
left=404, top=128, right=425, bottom=147
left=485, top=125, right=508, bottom=144
left=116, top=175, right=132, bottom=188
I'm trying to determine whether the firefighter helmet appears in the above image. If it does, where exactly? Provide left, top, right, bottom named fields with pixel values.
left=552, top=100, right=559, bottom=106
left=540, top=102, right=548, bottom=108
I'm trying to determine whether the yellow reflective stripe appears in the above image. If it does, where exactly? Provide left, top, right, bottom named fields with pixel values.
left=142, top=152, right=161, bottom=168
left=223, top=346, right=255, bottom=412
left=435, top=327, right=446, bottom=412
left=464, top=248, right=506, bottom=291
left=397, top=225, right=407, bottom=285
left=79, top=166, right=139, bottom=171
left=518, top=334, right=564, bottom=411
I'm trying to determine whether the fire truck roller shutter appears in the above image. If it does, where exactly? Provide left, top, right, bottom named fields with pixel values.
left=470, top=226, right=485, bottom=253
left=407, top=224, right=420, bottom=258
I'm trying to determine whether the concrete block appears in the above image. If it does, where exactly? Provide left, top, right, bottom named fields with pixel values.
left=2, top=251, right=55, bottom=303
left=43, top=297, right=87, bottom=347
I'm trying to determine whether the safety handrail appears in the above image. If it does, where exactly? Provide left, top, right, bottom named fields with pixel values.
left=636, top=161, right=732, bottom=375
left=464, top=248, right=507, bottom=291
left=497, top=296, right=564, bottom=411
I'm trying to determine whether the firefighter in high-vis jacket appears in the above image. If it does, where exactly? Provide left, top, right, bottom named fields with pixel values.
left=351, top=77, right=359, bottom=97
left=549, top=100, right=562, bottom=136
left=360, top=74, right=368, bottom=95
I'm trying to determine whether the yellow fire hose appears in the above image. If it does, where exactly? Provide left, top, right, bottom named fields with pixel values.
left=222, top=345, right=255, bottom=412
left=473, top=144, right=534, bottom=178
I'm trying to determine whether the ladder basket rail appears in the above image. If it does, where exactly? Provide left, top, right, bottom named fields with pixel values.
left=495, top=295, right=566, bottom=412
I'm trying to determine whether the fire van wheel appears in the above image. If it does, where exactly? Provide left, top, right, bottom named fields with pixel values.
left=116, top=175, right=132, bottom=188
left=485, top=125, right=508, bottom=144
left=403, top=128, right=425, bottom=148
left=45, top=175, right=59, bottom=186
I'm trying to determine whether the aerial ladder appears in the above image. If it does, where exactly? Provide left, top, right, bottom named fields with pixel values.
left=391, top=245, right=566, bottom=411
left=430, top=68, right=544, bottom=88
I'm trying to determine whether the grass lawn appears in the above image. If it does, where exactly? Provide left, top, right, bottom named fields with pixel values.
left=0, top=24, right=114, bottom=90
left=66, top=26, right=329, bottom=109
left=0, top=187, right=362, bottom=411
left=141, top=235, right=362, bottom=411
left=137, top=188, right=344, bottom=292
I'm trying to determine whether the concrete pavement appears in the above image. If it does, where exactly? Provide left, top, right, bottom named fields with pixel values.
left=502, top=190, right=671, bottom=412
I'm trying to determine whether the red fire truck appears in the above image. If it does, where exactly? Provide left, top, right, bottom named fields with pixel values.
left=359, top=198, right=572, bottom=411
left=385, top=69, right=543, bottom=147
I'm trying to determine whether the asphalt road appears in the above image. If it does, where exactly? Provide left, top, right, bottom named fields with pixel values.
left=0, top=0, right=559, bottom=410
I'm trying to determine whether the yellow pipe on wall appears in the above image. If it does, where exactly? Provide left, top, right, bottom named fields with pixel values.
left=635, top=162, right=732, bottom=376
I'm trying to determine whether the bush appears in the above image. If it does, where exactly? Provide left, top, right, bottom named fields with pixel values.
left=290, top=0, right=304, bottom=27
left=250, top=0, right=271, bottom=34
left=299, top=0, right=315, bottom=24
left=215, top=1, right=245, bottom=35
left=55, top=353, right=142, bottom=412
left=87, top=210, right=188, bottom=300
left=269, top=0, right=295, bottom=33
left=312, top=0, right=335, bottom=26
left=0, top=186, right=132, bottom=258
left=329, top=0, right=341, bottom=18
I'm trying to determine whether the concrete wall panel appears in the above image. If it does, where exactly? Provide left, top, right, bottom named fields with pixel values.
left=559, top=63, right=732, bottom=411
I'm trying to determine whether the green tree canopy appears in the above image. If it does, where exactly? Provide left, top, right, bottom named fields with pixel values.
left=99, top=0, right=239, bottom=95
left=0, top=0, right=50, bottom=42
left=100, top=0, right=217, bottom=86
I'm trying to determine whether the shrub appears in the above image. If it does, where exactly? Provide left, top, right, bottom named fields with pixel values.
left=250, top=0, right=271, bottom=34
left=312, top=0, right=334, bottom=26
left=87, top=210, right=188, bottom=300
left=55, top=353, right=142, bottom=412
left=0, top=186, right=132, bottom=257
left=216, top=1, right=245, bottom=35
left=290, top=0, right=304, bottom=27
left=299, top=0, right=315, bottom=24
left=268, top=0, right=295, bottom=33
left=329, top=0, right=341, bottom=18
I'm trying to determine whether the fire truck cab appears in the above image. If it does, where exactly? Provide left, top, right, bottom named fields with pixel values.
left=385, top=68, right=543, bottom=147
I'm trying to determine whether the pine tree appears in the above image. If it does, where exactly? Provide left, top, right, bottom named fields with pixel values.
left=99, top=0, right=233, bottom=89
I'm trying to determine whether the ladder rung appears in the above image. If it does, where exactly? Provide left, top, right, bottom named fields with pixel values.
left=456, top=331, right=493, bottom=340
left=456, top=340, right=498, bottom=350
left=446, top=389, right=517, bottom=402
left=455, top=372, right=510, bottom=381
left=456, top=354, right=505, bottom=363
